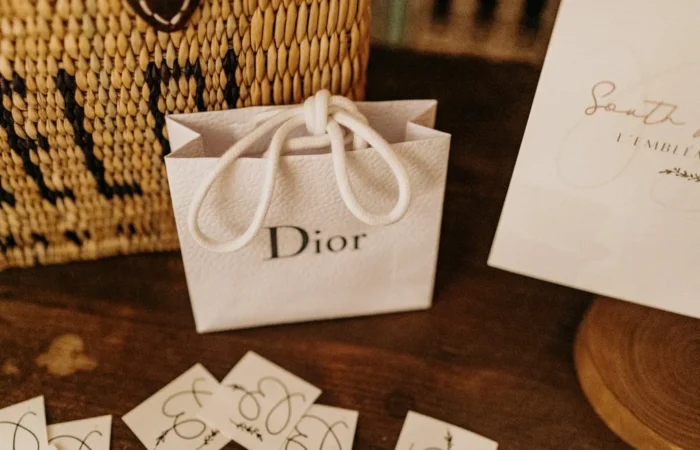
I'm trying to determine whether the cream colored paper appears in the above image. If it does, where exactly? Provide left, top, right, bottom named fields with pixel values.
left=394, top=412, right=497, bottom=450
left=0, top=397, right=49, bottom=450
left=284, top=405, right=358, bottom=450
left=490, top=0, right=700, bottom=318
left=199, top=352, right=321, bottom=450
left=166, top=100, right=450, bottom=332
left=48, top=416, right=111, bottom=450
left=122, top=364, right=229, bottom=450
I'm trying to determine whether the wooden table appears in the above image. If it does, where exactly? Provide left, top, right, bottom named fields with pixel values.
left=0, top=48, right=631, bottom=449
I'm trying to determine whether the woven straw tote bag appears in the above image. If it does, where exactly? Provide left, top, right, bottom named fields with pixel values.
left=0, top=0, right=371, bottom=269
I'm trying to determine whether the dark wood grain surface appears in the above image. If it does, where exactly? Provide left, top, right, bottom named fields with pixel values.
left=0, top=48, right=630, bottom=449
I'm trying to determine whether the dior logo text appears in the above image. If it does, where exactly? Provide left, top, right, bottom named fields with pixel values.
left=266, top=226, right=367, bottom=259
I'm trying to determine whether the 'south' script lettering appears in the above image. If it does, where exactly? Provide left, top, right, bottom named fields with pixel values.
left=585, top=80, right=700, bottom=138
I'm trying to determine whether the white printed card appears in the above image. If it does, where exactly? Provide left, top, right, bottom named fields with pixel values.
left=0, top=396, right=49, bottom=450
left=122, top=364, right=229, bottom=450
left=490, top=0, right=700, bottom=319
left=48, top=416, right=112, bottom=450
left=198, top=352, right=321, bottom=450
left=284, top=405, right=358, bottom=450
left=394, top=412, right=497, bottom=450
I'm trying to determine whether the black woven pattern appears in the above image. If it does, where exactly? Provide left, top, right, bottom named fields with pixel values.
left=148, top=62, right=171, bottom=157
left=0, top=184, right=14, bottom=206
left=223, top=49, right=240, bottom=108
left=0, top=234, right=16, bottom=252
left=0, top=59, right=241, bottom=266
left=0, top=0, right=370, bottom=269
left=0, top=76, right=75, bottom=205
left=185, top=60, right=208, bottom=112
left=56, top=69, right=142, bottom=199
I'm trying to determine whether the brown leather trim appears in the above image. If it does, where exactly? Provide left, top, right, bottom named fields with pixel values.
left=125, top=0, right=201, bottom=32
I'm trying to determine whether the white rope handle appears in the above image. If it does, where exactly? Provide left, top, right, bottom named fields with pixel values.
left=188, top=90, right=412, bottom=252
left=328, top=110, right=411, bottom=225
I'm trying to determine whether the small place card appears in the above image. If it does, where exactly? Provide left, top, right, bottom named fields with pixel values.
left=285, top=405, right=358, bottom=450
left=48, top=415, right=112, bottom=450
left=199, top=352, right=321, bottom=450
left=122, top=364, right=229, bottom=450
left=394, top=412, right=497, bottom=450
left=0, top=396, right=49, bottom=450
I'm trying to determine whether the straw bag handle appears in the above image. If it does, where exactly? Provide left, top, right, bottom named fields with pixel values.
left=126, top=0, right=201, bottom=32
left=188, top=90, right=412, bottom=253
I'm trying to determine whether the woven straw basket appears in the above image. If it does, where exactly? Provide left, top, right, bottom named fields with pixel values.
left=0, top=0, right=371, bottom=270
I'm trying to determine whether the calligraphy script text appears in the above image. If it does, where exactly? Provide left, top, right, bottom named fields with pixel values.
left=227, top=377, right=306, bottom=439
left=585, top=80, right=700, bottom=138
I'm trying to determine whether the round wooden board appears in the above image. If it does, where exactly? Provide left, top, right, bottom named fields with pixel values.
left=575, top=298, right=700, bottom=449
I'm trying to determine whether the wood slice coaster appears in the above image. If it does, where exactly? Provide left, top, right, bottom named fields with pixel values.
left=575, top=298, right=700, bottom=449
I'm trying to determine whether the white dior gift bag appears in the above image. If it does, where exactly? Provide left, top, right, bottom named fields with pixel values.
left=165, top=91, right=451, bottom=332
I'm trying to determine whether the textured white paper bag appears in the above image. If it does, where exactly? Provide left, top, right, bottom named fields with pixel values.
left=165, top=93, right=450, bottom=332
